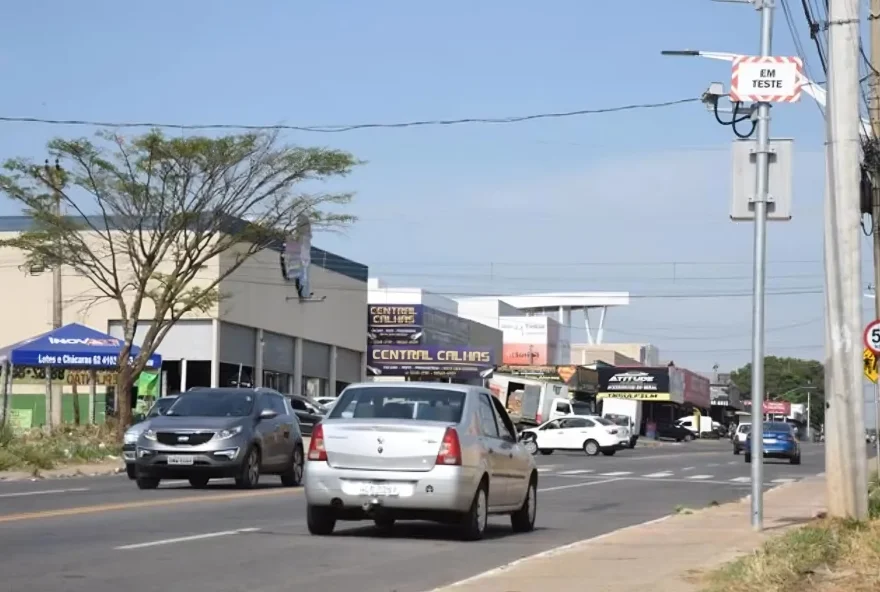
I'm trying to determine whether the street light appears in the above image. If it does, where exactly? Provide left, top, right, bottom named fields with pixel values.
left=775, top=384, right=818, bottom=440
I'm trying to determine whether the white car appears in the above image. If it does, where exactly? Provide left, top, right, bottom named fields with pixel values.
left=314, top=396, right=337, bottom=408
left=732, top=423, right=751, bottom=455
left=589, top=415, right=631, bottom=448
left=304, top=382, right=538, bottom=541
left=520, top=415, right=624, bottom=457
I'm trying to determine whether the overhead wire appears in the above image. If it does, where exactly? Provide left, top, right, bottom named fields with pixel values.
left=0, top=98, right=701, bottom=133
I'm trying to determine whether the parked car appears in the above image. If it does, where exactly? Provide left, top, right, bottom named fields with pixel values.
left=133, top=387, right=305, bottom=490
left=604, top=413, right=639, bottom=448
left=653, top=421, right=695, bottom=442
left=520, top=416, right=623, bottom=456
left=744, top=421, right=801, bottom=465
left=286, top=393, right=326, bottom=436
left=123, top=394, right=180, bottom=479
left=303, top=382, right=538, bottom=541
left=732, top=422, right=751, bottom=455
left=314, top=396, right=337, bottom=408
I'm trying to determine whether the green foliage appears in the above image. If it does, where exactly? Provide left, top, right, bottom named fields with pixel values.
left=0, top=130, right=359, bottom=435
left=729, top=357, right=824, bottom=428
left=0, top=423, right=122, bottom=472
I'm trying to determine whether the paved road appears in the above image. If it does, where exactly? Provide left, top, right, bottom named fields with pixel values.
left=0, top=441, right=826, bottom=592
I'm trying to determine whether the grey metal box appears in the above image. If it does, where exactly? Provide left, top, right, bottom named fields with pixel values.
left=730, top=138, right=794, bottom=221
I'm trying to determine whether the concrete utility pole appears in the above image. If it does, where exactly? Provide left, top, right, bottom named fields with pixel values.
left=825, top=0, right=869, bottom=520
left=870, top=0, right=880, bottom=479
left=747, top=0, right=775, bottom=532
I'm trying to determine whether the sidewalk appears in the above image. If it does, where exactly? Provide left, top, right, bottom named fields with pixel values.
left=436, top=475, right=827, bottom=592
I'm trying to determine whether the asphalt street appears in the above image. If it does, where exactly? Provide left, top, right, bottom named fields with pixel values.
left=0, top=440, right=828, bottom=592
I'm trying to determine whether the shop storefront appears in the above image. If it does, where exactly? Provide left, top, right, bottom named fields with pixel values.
left=494, top=364, right=599, bottom=408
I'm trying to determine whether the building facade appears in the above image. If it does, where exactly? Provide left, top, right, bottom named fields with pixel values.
left=0, top=216, right=368, bottom=407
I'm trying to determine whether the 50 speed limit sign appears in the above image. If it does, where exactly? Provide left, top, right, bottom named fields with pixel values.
left=865, top=320, right=880, bottom=354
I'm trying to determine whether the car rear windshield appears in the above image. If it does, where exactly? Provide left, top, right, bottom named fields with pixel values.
left=591, top=416, right=613, bottom=426
left=329, top=387, right=465, bottom=422
left=737, top=424, right=751, bottom=433
left=764, top=422, right=791, bottom=432
left=165, top=391, right=254, bottom=417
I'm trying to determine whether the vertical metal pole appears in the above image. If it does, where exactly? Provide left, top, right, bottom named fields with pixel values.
left=870, top=0, right=880, bottom=480
left=874, top=381, right=880, bottom=474
left=806, top=390, right=811, bottom=441
left=749, top=0, right=774, bottom=531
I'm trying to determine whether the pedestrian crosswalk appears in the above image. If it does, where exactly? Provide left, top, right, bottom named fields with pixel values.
left=536, top=465, right=809, bottom=485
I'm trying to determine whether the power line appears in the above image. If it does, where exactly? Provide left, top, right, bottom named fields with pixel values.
left=0, top=98, right=700, bottom=133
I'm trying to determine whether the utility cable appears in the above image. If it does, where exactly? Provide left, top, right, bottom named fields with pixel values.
left=0, top=98, right=700, bottom=133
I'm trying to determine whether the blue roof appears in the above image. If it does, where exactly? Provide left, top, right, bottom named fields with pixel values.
left=0, top=323, right=161, bottom=369
left=0, top=215, right=368, bottom=283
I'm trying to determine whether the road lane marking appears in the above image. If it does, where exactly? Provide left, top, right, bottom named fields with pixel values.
left=0, top=488, right=301, bottom=524
left=687, top=475, right=713, bottom=480
left=598, top=471, right=632, bottom=477
left=558, top=469, right=594, bottom=475
left=730, top=477, right=751, bottom=483
left=728, top=461, right=738, bottom=465
left=707, top=463, right=719, bottom=467
left=772, top=478, right=795, bottom=484
left=0, top=487, right=89, bottom=499
left=681, top=467, right=695, bottom=471
left=115, top=527, right=260, bottom=550
left=642, top=472, right=673, bottom=478
left=539, top=478, right=623, bottom=493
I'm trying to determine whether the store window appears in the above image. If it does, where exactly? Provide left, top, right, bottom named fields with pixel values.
left=263, top=371, right=290, bottom=392
left=304, top=377, right=326, bottom=399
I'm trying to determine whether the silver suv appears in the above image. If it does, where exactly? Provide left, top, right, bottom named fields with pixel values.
left=134, top=387, right=304, bottom=490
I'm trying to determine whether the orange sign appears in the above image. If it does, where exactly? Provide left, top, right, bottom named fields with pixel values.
left=556, top=365, right=576, bottom=383
left=503, top=343, right=549, bottom=365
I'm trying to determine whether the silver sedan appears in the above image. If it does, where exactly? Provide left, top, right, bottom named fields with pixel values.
left=303, top=382, right=538, bottom=540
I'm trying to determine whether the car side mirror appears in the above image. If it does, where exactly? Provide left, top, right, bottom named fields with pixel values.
left=259, top=409, right=278, bottom=420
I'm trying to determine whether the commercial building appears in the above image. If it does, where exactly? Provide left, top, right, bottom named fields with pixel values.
left=0, top=216, right=368, bottom=424
left=571, top=343, right=660, bottom=367
left=366, top=279, right=502, bottom=383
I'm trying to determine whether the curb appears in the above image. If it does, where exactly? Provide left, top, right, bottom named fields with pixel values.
left=0, top=462, right=126, bottom=482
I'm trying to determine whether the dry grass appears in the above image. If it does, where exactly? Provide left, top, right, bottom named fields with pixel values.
left=703, top=475, right=880, bottom=592
left=0, top=422, right=122, bottom=473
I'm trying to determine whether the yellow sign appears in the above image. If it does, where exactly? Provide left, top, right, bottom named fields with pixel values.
left=597, top=392, right=672, bottom=401
left=865, top=348, right=878, bottom=383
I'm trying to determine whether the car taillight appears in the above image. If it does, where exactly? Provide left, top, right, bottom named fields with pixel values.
left=436, top=427, right=462, bottom=466
left=308, top=423, right=327, bottom=461
left=536, top=412, right=543, bottom=425
left=607, top=427, right=618, bottom=435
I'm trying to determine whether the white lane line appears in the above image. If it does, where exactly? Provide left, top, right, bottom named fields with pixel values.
left=537, top=467, right=555, bottom=473
left=115, top=528, right=260, bottom=550
left=817, top=472, right=826, bottom=477
left=0, top=487, right=89, bottom=499
left=598, top=471, right=632, bottom=477
left=539, top=478, right=623, bottom=493
left=707, top=463, right=720, bottom=467
left=687, top=475, right=714, bottom=480
left=681, top=466, right=695, bottom=471
left=730, top=476, right=751, bottom=483
left=642, top=472, right=673, bottom=478
left=558, top=469, right=594, bottom=475
left=772, top=478, right=796, bottom=484
left=728, top=461, right=738, bottom=465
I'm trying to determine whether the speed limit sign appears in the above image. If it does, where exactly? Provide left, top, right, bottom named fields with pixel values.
left=865, top=320, right=880, bottom=354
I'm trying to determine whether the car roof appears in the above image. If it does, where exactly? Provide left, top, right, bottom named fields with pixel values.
left=341, top=382, right=477, bottom=395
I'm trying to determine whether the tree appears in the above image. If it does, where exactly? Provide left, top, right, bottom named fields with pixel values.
left=0, top=130, right=359, bottom=438
left=729, top=356, right=825, bottom=428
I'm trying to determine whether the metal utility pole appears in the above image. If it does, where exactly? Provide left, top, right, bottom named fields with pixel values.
left=46, top=159, right=63, bottom=329
left=746, top=0, right=775, bottom=532
left=825, top=0, right=868, bottom=519
left=870, top=0, right=880, bottom=479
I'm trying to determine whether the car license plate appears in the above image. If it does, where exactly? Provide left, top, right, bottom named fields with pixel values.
left=167, top=455, right=195, bottom=466
left=763, top=438, right=776, bottom=443
left=358, top=483, right=399, bottom=497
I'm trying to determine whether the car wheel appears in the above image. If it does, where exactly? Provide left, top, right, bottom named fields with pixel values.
left=306, top=505, right=337, bottom=535
left=602, top=449, right=616, bottom=456
left=280, top=445, right=304, bottom=487
left=523, top=439, right=538, bottom=455
left=235, top=446, right=261, bottom=489
left=733, top=446, right=740, bottom=455
left=539, top=449, right=554, bottom=456
left=683, top=433, right=694, bottom=442
left=583, top=440, right=600, bottom=456
left=510, top=474, right=537, bottom=533
left=188, top=477, right=210, bottom=488
left=790, top=454, right=801, bottom=465
left=126, top=464, right=137, bottom=480
left=459, top=480, right=489, bottom=541
left=745, top=454, right=752, bottom=463
left=136, top=476, right=160, bottom=490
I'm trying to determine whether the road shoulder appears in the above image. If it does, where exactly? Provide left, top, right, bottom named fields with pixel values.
left=430, top=474, right=826, bottom=592
left=0, top=460, right=125, bottom=482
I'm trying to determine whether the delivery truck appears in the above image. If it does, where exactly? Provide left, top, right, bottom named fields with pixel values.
left=488, top=373, right=574, bottom=428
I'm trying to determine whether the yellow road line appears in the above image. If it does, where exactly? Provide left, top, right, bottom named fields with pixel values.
left=0, top=487, right=302, bottom=524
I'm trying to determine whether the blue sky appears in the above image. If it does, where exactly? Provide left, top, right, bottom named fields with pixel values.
left=0, top=0, right=875, bottom=417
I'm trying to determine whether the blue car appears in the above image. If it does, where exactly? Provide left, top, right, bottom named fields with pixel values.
left=744, top=421, right=801, bottom=465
